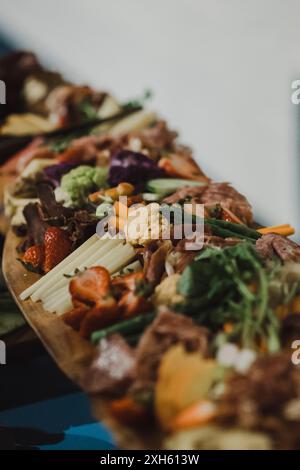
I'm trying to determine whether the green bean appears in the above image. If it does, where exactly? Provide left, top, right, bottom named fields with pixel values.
left=91, top=311, right=156, bottom=344
left=204, top=218, right=261, bottom=240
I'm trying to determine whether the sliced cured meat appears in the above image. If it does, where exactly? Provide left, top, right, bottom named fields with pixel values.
left=144, top=241, right=172, bottom=285
left=273, top=236, right=300, bottom=262
left=163, top=185, right=207, bottom=204
left=256, top=234, right=300, bottom=262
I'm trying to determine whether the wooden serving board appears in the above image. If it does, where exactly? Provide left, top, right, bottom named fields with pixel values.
left=2, top=228, right=160, bottom=449
left=0, top=175, right=15, bottom=235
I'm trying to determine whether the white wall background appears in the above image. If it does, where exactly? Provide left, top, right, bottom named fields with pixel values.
left=0, top=0, right=299, bottom=234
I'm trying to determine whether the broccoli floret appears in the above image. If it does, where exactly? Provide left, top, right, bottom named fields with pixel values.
left=60, top=165, right=108, bottom=207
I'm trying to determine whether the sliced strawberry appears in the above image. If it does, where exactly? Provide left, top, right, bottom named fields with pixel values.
left=43, top=227, right=72, bottom=273
left=118, top=291, right=152, bottom=319
left=79, top=302, right=120, bottom=338
left=112, top=272, right=152, bottom=318
left=22, top=244, right=45, bottom=272
left=69, top=266, right=112, bottom=305
left=112, top=272, right=144, bottom=293
left=62, top=306, right=89, bottom=331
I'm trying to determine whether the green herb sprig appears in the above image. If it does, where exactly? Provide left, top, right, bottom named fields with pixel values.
left=176, top=242, right=279, bottom=352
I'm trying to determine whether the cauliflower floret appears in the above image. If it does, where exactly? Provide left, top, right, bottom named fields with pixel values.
left=152, top=273, right=183, bottom=307
left=124, top=202, right=170, bottom=246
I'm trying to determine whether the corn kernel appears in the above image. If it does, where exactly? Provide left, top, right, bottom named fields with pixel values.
left=223, top=322, right=234, bottom=333
left=89, top=190, right=104, bottom=202
left=104, top=188, right=119, bottom=200
left=290, top=296, right=300, bottom=314
left=117, top=182, right=135, bottom=196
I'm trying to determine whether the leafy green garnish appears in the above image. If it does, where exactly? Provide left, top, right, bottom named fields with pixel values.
left=49, top=134, right=79, bottom=153
left=122, top=89, right=153, bottom=111
left=176, top=242, right=280, bottom=351
left=77, top=99, right=98, bottom=121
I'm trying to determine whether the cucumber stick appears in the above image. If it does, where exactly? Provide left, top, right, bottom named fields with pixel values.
left=146, top=178, right=207, bottom=197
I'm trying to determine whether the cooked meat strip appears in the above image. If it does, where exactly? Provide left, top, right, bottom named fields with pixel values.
left=68, top=210, right=98, bottom=247
left=256, top=234, right=300, bottom=262
left=57, top=134, right=117, bottom=165
left=201, top=182, right=253, bottom=224
left=144, top=241, right=172, bottom=285
left=163, top=185, right=207, bottom=205
left=131, top=310, right=210, bottom=393
left=0, top=51, right=41, bottom=120
left=170, top=235, right=241, bottom=273
left=130, top=120, right=177, bottom=153
left=23, top=202, right=48, bottom=247
left=255, top=234, right=275, bottom=259
left=46, top=84, right=106, bottom=127
left=81, top=334, right=136, bottom=395
left=37, top=182, right=73, bottom=224
left=163, top=182, right=252, bottom=225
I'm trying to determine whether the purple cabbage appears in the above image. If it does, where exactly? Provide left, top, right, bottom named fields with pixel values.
left=108, top=150, right=165, bottom=187
left=42, top=162, right=77, bottom=187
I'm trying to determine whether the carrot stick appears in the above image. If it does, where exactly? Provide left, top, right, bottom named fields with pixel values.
left=221, top=207, right=244, bottom=225
left=258, top=224, right=295, bottom=236
left=169, top=400, right=216, bottom=431
left=109, top=397, right=149, bottom=426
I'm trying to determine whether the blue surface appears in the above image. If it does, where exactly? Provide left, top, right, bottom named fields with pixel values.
left=0, top=392, right=116, bottom=450
left=0, top=32, right=13, bottom=56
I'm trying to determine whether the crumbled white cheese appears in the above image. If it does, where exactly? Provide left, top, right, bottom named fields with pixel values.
left=235, top=349, right=257, bottom=373
left=217, top=343, right=239, bottom=368
left=217, top=343, right=256, bottom=373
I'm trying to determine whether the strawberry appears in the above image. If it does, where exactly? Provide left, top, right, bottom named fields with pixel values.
left=22, top=244, right=45, bottom=272
left=62, top=306, right=89, bottom=331
left=79, top=304, right=120, bottom=338
left=66, top=267, right=118, bottom=337
left=43, top=227, right=72, bottom=273
left=69, top=266, right=112, bottom=305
